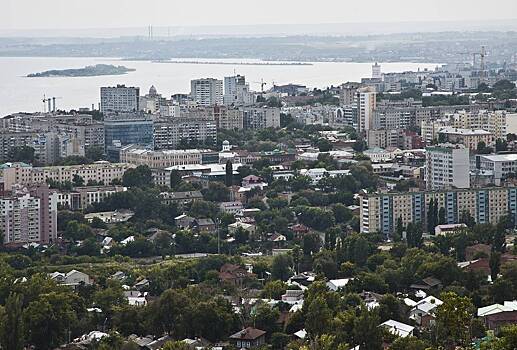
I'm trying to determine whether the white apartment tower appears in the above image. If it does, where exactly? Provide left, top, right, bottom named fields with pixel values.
left=425, top=143, right=470, bottom=190
left=357, top=87, right=377, bottom=133
left=100, top=85, right=140, bottom=113
left=223, top=75, right=254, bottom=106
left=372, top=62, right=382, bottom=79
left=190, top=78, right=223, bottom=106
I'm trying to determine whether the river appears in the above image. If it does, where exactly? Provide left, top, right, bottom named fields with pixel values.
left=0, top=57, right=438, bottom=116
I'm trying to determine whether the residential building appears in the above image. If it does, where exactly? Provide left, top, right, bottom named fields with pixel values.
left=219, top=201, right=244, bottom=214
left=153, top=116, right=217, bottom=149
left=366, top=129, right=400, bottom=149
left=438, top=127, right=494, bottom=150
left=0, top=161, right=133, bottom=191
left=100, top=85, right=140, bottom=113
left=56, top=186, right=127, bottom=211
left=472, top=153, right=517, bottom=185
left=425, top=143, right=470, bottom=190
left=0, top=184, right=57, bottom=245
left=241, top=107, right=281, bottom=130
left=359, top=187, right=517, bottom=235
left=223, top=75, right=254, bottom=106
left=214, top=105, right=244, bottom=130
left=451, top=110, right=507, bottom=140
left=357, top=87, right=377, bottom=133
left=380, top=320, right=414, bottom=338
left=229, top=328, right=266, bottom=349
left=190, top=78, right=223, bottom=106
left=0, top=132, right=38, bottom=162
left=84, top=209, right=134, bottom=224
left=159, top=191, right=203, bottom=206
left=339, top=82, right=361, bottom=105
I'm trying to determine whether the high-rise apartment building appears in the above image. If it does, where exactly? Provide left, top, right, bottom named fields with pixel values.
left=100, top=85, right=140, bottom=113
left=190, top=78, right=223, bottom=106
left=425, top=143, right=470, bottom=190
left=213, top=106, right=244, bottom=130
left=357, top=87, right=377, bottom=133
left=223, top=75, right=254, bottom=106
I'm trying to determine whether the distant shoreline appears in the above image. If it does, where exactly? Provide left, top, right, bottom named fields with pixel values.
left=152, top=60, right=313, bottom=66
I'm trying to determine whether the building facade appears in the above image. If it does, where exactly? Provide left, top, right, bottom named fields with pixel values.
left=241, top=107, right=281, bottom=130
left=100, top=85, right=140, bottom=113
left=104, top=117, right=154, bottom=149
left=360, top=187, right=517, bottom=235
left=190, top=78, right=223, bottom=106
left=425, top=144, right=470, bottom=190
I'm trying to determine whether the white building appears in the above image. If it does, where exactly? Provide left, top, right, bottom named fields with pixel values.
left=120, top=146, right=205, bottom=169
left=425, top=143, right=470, bottom=190
left=357, top=87, right=377, bottom=133
left=472, top=153, right=517, bottom=186
left=190, top=78, right=223, bottom=106
left=241, top=107, right=281, bottom=129
left=100, top=85, right=140, bottom=113
left=224, top=75, right=254, bottom=106
left=380, top=320, right=414, bottom=338
left=372, top=62, right=382, bottom=79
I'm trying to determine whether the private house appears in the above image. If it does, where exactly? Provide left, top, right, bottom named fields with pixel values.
left=478, top=302, right=517, bottom=332
left=229, top=327, right=266, bottom=349
left=281, top=290, right=304, bottom=304
left=49, top=269, right=92, bottom=286
left=409, top=296, right=443, bottom=328
left=380, top=320, right=415, bottom=338
left=228, top=222, right=256, bottom=236
left=219, top=263, right=252, bottom=287
left=160, top=191, right=203, bottom=206
left=326, top=278, right=352, bottom=291
left=192, top=218, right=216, bottom=234
left=175, top=214, right=195, bottom=229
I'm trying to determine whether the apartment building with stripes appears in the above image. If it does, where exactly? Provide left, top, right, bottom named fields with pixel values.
left=359, top=187, right=517, bottom=235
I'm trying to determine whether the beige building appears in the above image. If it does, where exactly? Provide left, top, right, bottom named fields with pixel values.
left=438, top=127, right=494, bottom=150
left=214, top=106, right=244, bottom=130
left=451, top=110, right=506, bottom=140
left=0, top=161, right=133, bottom=191
left=56, top=185, right=127, bottom=211
left=120, top=146, right=204, bottom=169
left=359, top=187, right=517, bottom=235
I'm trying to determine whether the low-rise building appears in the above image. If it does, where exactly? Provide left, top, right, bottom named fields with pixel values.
left=160, top=191, right=203, bottom=206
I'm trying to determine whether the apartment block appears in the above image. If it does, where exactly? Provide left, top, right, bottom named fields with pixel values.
left=241, top=107, right=281, bottom=130
left=425, top=143, right=470, bottom=190
left=153, top=117, right=217, bottom=149
left=56, top=185, right=127, bottom=211
left=438, top=127, right=494, bottom=150
left=214, top=106, right=244, bottom=130
left=359, top=187, right=517, bottom=235
left=190, top=78, right=223, bottom=106
left=0, top=162, right=134, bottom=191
left=100, top=85, right=140, bottom=113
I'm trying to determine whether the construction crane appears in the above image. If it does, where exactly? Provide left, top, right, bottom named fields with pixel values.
left=252, top=79, right=267, bottom=93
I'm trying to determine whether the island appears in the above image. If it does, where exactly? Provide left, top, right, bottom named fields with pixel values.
left=27, top=64, right=135, bottom=77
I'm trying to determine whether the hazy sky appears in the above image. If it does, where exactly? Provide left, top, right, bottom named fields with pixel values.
left=2, top=0, right=517, bottom=30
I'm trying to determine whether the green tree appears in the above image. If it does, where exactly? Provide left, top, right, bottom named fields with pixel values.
left=122, top=165, right=152, bottom=188
left=0, top=293, right=24, bottom=350
left=435, top=291, right=474, bottom=349
left=225, top=160, right=233, bottom=187
left=271, top=254, right=293, bottom=281
left=7, top=146, right=35, bottom=164
left=389, top=336, right=428, bottom=350
left=72, top=174, right=84, bottom=186
left=261, top=280, right=288, bottom=300
left=353, top=307, right=382, bottom=350
left=170, top=170, right=182, bottom=190
left=305, top=297, right=332, bottom=338
left=161, top=341, right=192, bottom=350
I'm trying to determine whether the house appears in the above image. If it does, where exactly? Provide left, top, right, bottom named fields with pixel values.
left=409, top=295, right=443, bottom=327
left=242, top=175, right=264, bottom=187
left=110, top=271, right=127, bottom=282
left=219, top=201, right=244, bottom=214
left=50, top=269, right=92, bottom=286
left=410, top=277, right=442, bottom=291
left=192, top=218, right=216, bottom=234
left=229, top=327, right=266, bottom=349
left=124, top=290, right=148, bottom=306
left=84, top=209, right=134, bottom=224
left=134, top=278, right=150, bottom=291
left=160, top=191, right=203, bottom=205
left=175, top=214, right=195, bottom=229
left=326, top=278, right=352, bottom=291
left=269, top=233, right=287, bottom=246
left=478, top=302, right=517, bottom=332
left=281, top=289, right=304, bottom=303
left=289, top=224, right=310, bottom=237
left=219, top=263, right=252, bottom=287
left=360, top=291, right=384, bottom=310
left=380, top=320, right=415, bottom=338
left=434, top=223, right=467, bottom=236
left=228, top=222, right=256, bottom=236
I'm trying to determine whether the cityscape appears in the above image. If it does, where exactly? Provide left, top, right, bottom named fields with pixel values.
left=2, top=1, right=517, bottom=349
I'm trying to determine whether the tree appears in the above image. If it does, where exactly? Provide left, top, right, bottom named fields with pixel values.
left=170, top=170, right=182, bottom=190
left=305, top=297, right=332, bottom=338
left=496, top=138, right=508, bottom=152
left=225, top=160, right=233, bottom=187
left=122, top=165, right=152, bottom=188
left=389, top=337, right=428, bottom=350
left=438, top=207, right=446, bottom=225
left=261, top=280, right=288, bottom=300
left=435, top=291, right=474, bottom=349
left=254, top=303, right=280, bottom=335
left=7, top=146, right=35, bottom=164
left=203, top=182, right=230, bottom=202
left=72, top=174, right=84, bottom=186
left=477, top=141, right=492, bottom=154
left=353, top=307, right=382, bottom=350
left=161, top=341, right=192, bottom=350
left=271, top=254, right=293, bottom=281
left=23, top=292, right=78, bottom=349
left=0, top=293, right=24, bottom=350
left=85, top=146, right=105, bottom=161
left=316, top=138, right=333, bottom=152
left=490, top=251, right=501, bottom=282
